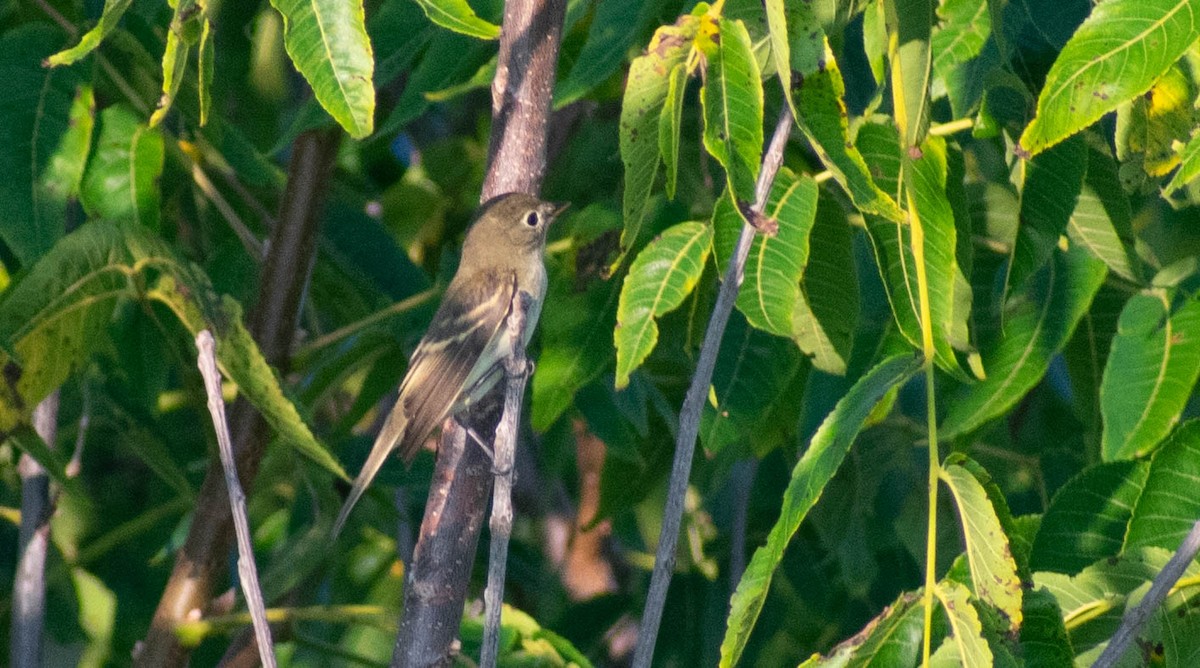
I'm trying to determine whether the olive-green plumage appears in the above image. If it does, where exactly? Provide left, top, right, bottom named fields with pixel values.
left=333, top=193, right=564, bottom=537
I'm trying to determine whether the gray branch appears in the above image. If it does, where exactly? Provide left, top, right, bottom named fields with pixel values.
left=10, top=391, right=60, bottom=668
left=1094, top=520, right=1200, bottom=668
left=632, top=108, right=793, bottom=668
left=481, top=293, right=533, bottom=667
left=194, top=330, right=276, bottom=668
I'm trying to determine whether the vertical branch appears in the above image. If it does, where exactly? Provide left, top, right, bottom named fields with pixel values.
left=10, top=391, right=60, bottom=668
left=480, top=294, right=531, bottom=667
left=392, top=0, right=565, bottom=665
left=632, top=108, right=793, bottom=668
left=195, top=330, right=277, bottom=668
left=138, top=128, right=341, bottom=667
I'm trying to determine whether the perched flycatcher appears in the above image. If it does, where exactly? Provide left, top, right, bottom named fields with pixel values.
left=333, top=192, right=565, bottom=537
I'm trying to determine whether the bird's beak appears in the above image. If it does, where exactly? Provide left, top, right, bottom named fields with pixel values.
left=551, top=201, right=571, bottom=218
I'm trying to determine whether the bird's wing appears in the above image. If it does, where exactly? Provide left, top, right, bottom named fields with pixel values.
left=396, top=269, right=517, bottom=458
left=332, top=270, right=515, bottom=538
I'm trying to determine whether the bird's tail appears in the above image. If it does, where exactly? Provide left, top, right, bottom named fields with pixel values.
left=332, top=403, right=409, bottom=539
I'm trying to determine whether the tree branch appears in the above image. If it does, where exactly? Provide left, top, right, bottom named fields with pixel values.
left=10, top=391, right=60, bottom=668
left=632, top=107, right=793, bottom=668
left=1094, top=519, right=1200, bottom=668
left=392, top=0, right=565, bottom=663
left=195, top=330, right=276, bottom=668
left=137, top=128, right=341, bottom=667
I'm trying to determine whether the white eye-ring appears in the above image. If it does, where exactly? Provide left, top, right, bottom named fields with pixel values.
left=524, top=211, right=540, bottom=227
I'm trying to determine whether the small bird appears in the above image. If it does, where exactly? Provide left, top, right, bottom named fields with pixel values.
left=332, top=192, right=566, bottom=537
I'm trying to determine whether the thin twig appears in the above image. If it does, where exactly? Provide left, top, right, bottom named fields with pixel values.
left=632, top=107, right=793, bottom=668
left=10, top=391, right=60, bottom=668
left=194, top=330, right=277, bottom=668
left=1094, top=519, right=1200, bottom=668
left=481, top=293, right=532, bottom=667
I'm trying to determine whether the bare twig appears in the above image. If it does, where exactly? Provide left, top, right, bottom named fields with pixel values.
left=392, top=0, right=565, bottom=664
left=10, top=392, right=60, bottom=668
left=1094, top=519, right=1200, bottom=668
left=480, top=293, right=533, bottom=667
left=139, top=128, right=340, bottom=667
left=632, top=108, right=793, bottom=668
left=195, top=330, right=277, bottom=668
left=728, top=458, right=758, bottom=587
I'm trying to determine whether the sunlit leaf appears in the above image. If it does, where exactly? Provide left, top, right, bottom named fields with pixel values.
left=270, top=0, right=375, bottom=138
left=884, top=0, right=934, bottom=150
left=1067, top=141, right=1138, bottom=282
left=1114, top=60, right=1197, bottom=177
left=700, top=18, right=763, bottom=207
left=412, top=0, right=499, bottom=39
left=619, top=17, right=699, bottom=253
left=614, top=221, right=713, bottom=388
left=934, top=580, right=993, bottom=668
left=941, top=457, right=1023, bottom=630
left=788, top=4, right=902, bottom=221
left=1019, top=0, right=1200, bottom=156
left=45, top=0, right=134, bottom=66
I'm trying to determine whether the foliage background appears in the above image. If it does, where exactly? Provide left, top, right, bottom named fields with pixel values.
left=2, top=0, right=1200, bottom=665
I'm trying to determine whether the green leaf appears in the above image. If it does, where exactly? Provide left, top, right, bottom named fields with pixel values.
left=1007, top=135, right=1087, bottom=294
left=557, top=0, right=660, bottom=107
left=858, top=126, right=967, bottom=375
left=1019, top=0, right=1200, bottom=157
left=1019, top=588, right=1076, bottom=667
left=787, top=5, right=902, bottom=221
left=532, top=207, right=623, bottom=429
left=412, top=0, right=500, bottom=39
left=198, top=19, right=213, bottom=125
left=884, top=0, right=934, bottom=150
left=81, top=106, right=165, bottom=230
left=45, top=0, right=134, bottom=66
left=1067, top=142, right=1138, bottom=282
left=619, top=17, right=698, bottom=253
left=934, top=580, right=993, bottom=668
left=930, top=0, right=991, bottom=103
left=799, top=593, right=924, bottom=667
left=659, top=63, right=687, bottom=199
left=1163, top=127, right=1200, bottom=196
left=719, top=354, right=921, bottom=667
left=701, top=18, right=763, bottom=207
left=793, top=192, right=858, bottom=375
left=1035, top=547, right=1199, bottom=656
left=1114, top=60, right=1197, bottom=178
left=270, top=0, right=375, bottom=138
left=941, top=459, right=1023, bottom=630
left=699, top=313, right=803, bottom=455
left=713, top=171, right=820, bottom=337
left=378, top=30, right=490, bottom=135
left=764, top=0, right=790, bottom=96
left=0, top=25, right=90, bottom=266
left=1031, top=460, right=1150, bottom=574
left=149, top=0, right=205, bottom=128
left=0, top=221, right=347, bottom=480
left=614, top=222, right=713, bottom=388
left=1100, top=289, right=1200, bottom=460
left=1125, top=420, right=1200, bottom=551
left=942, top=245, right=1107, bottom=438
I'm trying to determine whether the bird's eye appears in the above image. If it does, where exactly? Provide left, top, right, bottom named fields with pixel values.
left=524, top=211, right=540, bottom=227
